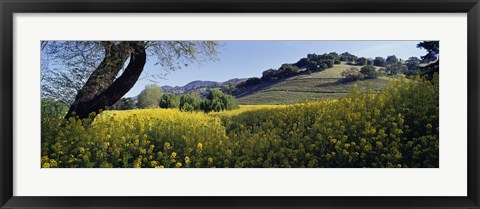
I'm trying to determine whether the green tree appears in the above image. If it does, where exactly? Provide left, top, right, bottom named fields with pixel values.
left=373, top=57, right=386, bottom=67
left=137, top=84, right=163, bottom=108
left=306, top=62, right=320, bottom=72
left=179, top=94, right=202, bottom=112
left=328, top=52, right=340, bottom=64
left=279, top=64, right=300, bottom=77
left=239, top=77, right=262, bottom=89
left=417, top=41, right=439, bottom=63
left=41, top=41, right=219, bottom=120
left=41, top=98, right=69, bottom=120
left=360, top=65, right=379, bottom=79
left=383, top=62, right=407, bottom=75
left=159, top=93, right=180, bottom=109
left=356, top=57, right=368, bottom=66
left=417, top=41, right=439, bottom=77
left=339, top=52, right=357, bottom=62
left=203, top=89, right=239, bottom=113
left=405, top=57, right=421, bottom=71
left=261, top=69, right=276, bottom=81
left=386, top=55, right=398, bottom=65
left=294, top=58, right=310, bottom=69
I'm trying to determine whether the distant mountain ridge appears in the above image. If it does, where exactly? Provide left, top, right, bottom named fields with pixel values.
left=160, top=78, right=247, bottom=97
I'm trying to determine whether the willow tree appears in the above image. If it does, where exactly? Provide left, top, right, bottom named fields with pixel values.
left=41, top=41, right=219, bottom=119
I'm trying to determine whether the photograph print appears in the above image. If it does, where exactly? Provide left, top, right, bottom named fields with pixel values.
left=41, top=40, right=439, bottom=168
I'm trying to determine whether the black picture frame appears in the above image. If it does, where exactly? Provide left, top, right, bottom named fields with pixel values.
left=1, top=0, right=479, bottom=208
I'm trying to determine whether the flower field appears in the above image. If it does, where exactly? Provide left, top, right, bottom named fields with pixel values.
left=41, top=75, right=439, bottom=168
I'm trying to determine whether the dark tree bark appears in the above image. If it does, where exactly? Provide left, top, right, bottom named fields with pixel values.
left=65, top=41, right=146, bottom=120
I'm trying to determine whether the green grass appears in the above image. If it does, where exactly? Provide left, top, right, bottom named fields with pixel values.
left=237, top=63, right=389, bottom=105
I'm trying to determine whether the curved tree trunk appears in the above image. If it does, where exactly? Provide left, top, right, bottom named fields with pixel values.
left=65, top=41, right=146, bottom=120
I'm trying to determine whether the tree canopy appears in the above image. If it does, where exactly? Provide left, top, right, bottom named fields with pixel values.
left=386, top=55, right=398, bottom=65
left=137, top=84, right=163, bottom=109
left=373, top=57, right=386, bottom=67
left=417, top=41, right=439, bottom=77
left=41, top=41, right=219, bottom=119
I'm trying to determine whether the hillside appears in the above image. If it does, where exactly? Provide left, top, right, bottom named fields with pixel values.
left=235, top=63, right=389, bottom=105
left=161, top=78, right=246, bottom=97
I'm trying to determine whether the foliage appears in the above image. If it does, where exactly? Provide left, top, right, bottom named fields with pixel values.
left=304, top=53, right=335, bottom=72
left=339, top=52, right=357, bottom=62
left=341, top=67, right=364, bottom=82
left=405, top=57, right=421, bottom=71
left=360, top=65, right=379, bottom=79
left=373, top=57, right=386, bottom=67
left=382, top=62, right=408, bottom=76
left=109, top=97, right=136, bottom=110
left=42, top=98, right=69, bottom=120
left=245, top=77, right=262, bottom=86
left=41, top=75, right=438, bottom=168
left=41, top=98, right=69, bottom=149
left=41, top=42, right=105, bottom=105
left=261, top=69, right=277, bottom=81
left=404, top=57, right=422, bottom=76
left=278, top=64, right=301, bottom=77
left=41, top=108, right=228, bottom=168
left=237, top=63, right=390, bottom=105
left=355, top=57, right=368, bottom=66
left=237, top=77, right=262, bottom=90
left=255, top=52, right=358, bottom=88
left=159, top=93, right=180, bottom=109
left=41, top=41, right=219, bottom=106
left=417, top=41, right=439, bottom=63
left=417, top=41, right=439, bottom=77
left=328, top=52, right=340, bottom=64
left=179, top=94, right=203, bottom=112
left=137, top=84, right=163, bottom=108
left=202, top=89, right=239, bottom=113
left=294, top=58, right=310, bottom=69
left=386, top=55, right=398, bottom=65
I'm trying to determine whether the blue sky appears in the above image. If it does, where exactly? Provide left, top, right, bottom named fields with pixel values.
left=125, top=41, right=426, bottom=97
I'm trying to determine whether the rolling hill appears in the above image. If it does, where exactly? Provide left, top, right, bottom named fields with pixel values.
left=152, top=63, right=391, bottom=105
left=234, top=63, right=390, bottom=105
